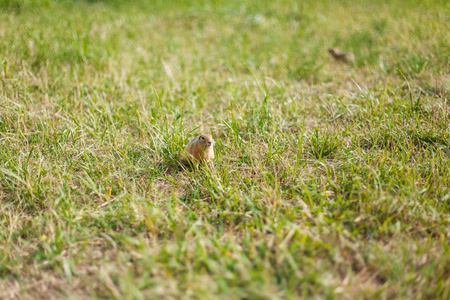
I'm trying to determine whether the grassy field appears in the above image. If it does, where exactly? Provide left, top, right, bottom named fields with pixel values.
left=0, top=0, right=449, bottom=298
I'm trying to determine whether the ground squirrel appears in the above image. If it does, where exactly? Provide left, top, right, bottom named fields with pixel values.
left=180, top=134, right=215, bottom=165
left=328, top=48, right=355, bottom=64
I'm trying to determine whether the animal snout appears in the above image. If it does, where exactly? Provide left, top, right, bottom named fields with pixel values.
left=207, top=142, right=212, bottom=146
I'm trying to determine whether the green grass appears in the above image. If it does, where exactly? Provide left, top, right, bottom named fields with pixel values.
left=0, top=0, right=449, bottom=298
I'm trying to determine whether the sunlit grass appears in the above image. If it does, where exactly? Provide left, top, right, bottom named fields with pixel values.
left=0, top=0, right=449, bottom=298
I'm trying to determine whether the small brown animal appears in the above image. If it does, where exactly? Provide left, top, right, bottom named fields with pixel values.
left=180, top=134, right=215, bottom=165
left=328, top=48, right=355, bottom=64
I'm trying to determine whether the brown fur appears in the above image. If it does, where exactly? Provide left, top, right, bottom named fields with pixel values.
left=180, top=134, right=215, bottom=165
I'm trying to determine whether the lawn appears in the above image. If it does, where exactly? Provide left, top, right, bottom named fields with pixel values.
left=0, top=0, right=449, bottom=298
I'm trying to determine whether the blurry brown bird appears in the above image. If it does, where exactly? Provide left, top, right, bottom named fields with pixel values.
left=328, top=48, right=355, bottom=64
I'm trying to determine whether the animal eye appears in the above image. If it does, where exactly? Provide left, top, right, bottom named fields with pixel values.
left=201, top=136, right=204, bottom=140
